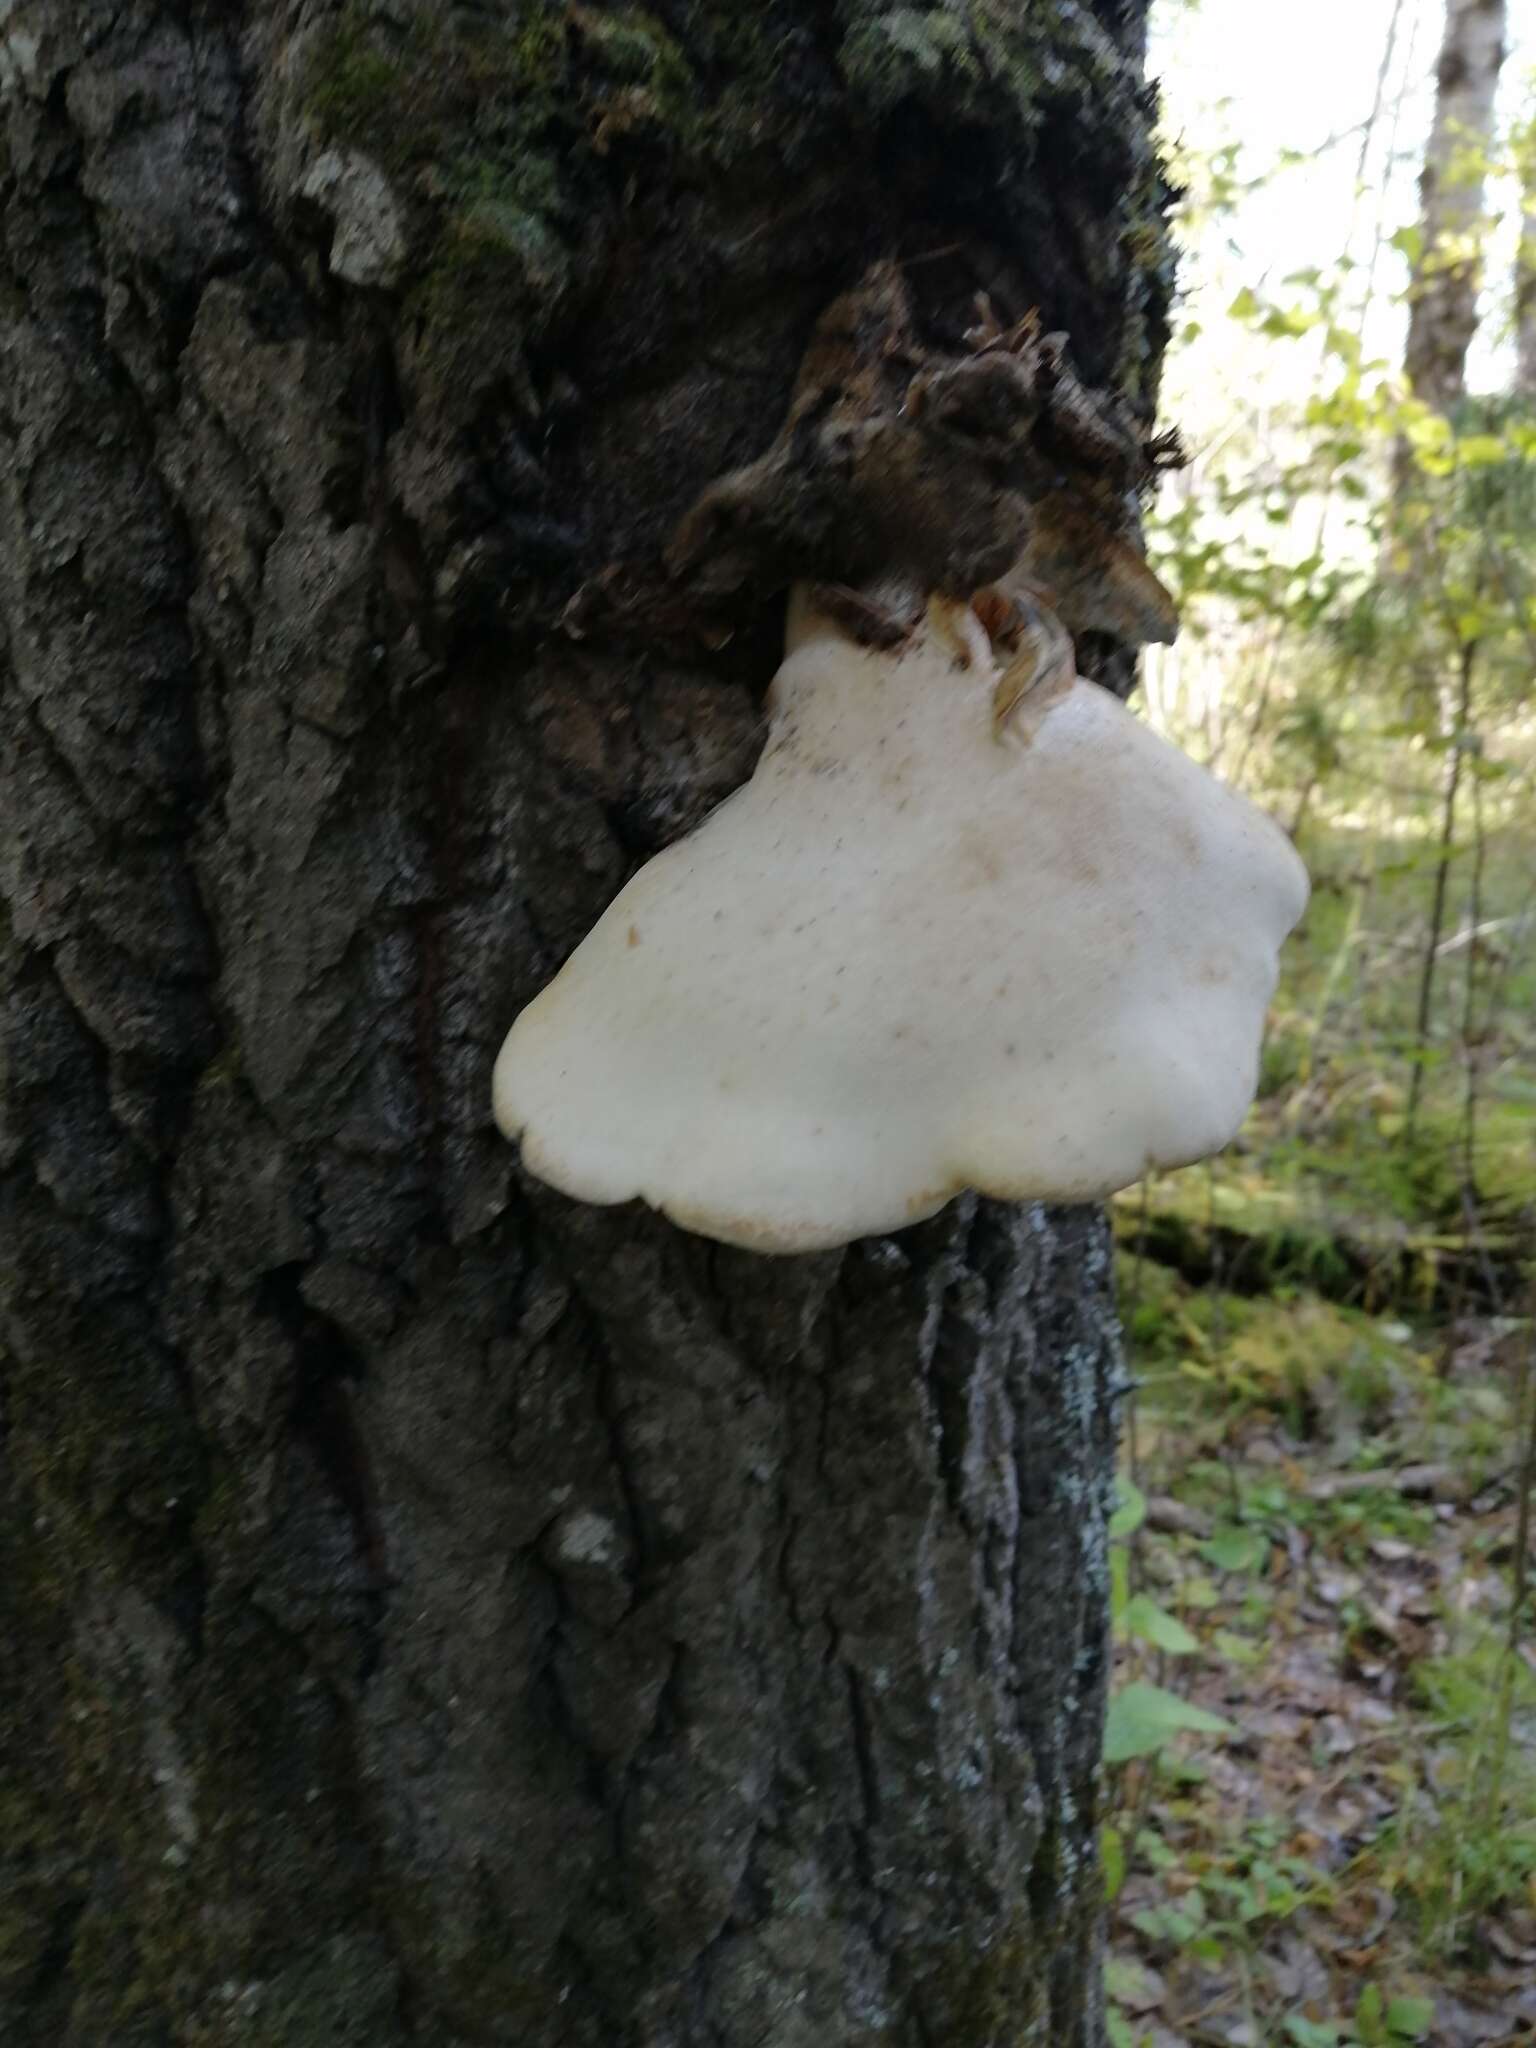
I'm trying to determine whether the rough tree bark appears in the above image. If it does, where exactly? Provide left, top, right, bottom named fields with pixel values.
left=1402, top=0, right=1506, bottom=417
left=0, top=4, right=1172, bottom=2043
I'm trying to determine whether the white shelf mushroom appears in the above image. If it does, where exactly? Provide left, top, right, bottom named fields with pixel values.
left=494, top=588, right=1309, bottom=1253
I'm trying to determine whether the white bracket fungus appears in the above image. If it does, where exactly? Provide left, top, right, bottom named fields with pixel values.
left=494, top=586, right=1309, bottom=1252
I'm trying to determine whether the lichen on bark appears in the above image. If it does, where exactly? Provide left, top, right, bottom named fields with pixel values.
left=293, top=0, right=1169, bottom=408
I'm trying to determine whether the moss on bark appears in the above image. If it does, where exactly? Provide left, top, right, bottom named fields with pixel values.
left=298, top=0, right=1169, bottom=401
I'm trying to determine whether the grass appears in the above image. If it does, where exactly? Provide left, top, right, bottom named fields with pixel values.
left=1105, top=1256, right=1536, bottom=2042
left=1104, top=780, right=1535, bottom=2042
left=1113, top=799, right=1536, bottom=1339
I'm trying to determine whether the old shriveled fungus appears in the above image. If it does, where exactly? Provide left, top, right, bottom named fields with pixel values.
left=493, top=586, right=1309, bottom=1252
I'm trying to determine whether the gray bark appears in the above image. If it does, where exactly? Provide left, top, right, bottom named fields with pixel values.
left=0, top=3, right=1170, bottom=2043
left=1403, top=0, right=1507, bottom=415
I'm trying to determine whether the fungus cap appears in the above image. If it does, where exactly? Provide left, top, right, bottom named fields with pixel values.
left=494, top=591, right=1309, bottom=1253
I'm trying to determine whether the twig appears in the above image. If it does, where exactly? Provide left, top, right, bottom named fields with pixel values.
left=1306, top=1463, right=1454, bottom=1502
left=1486, top=1291, right=1536, bottom=1827
left=1459, top=766, right=1485, bottom=1200
left=1450, top=765, right=1504, bottom=1317
left=1404, top=638, right=1476, bottom=1144
left=1124, top=1176, right=1153, bottom=1500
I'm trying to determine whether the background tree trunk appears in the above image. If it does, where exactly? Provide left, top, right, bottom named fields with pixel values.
left=0, top=4, right=1171, bottom=2042
left=1514, top=113, right=1536, bottom=399
left=1402, top=0, right=1506, bottom=417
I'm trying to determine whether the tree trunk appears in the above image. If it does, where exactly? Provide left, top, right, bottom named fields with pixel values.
left=1514, top=115, right=1536, bottom=399
left=1402, top=0, right=1506, bottom=417
left=0, top=5, right=1170, bottom=2043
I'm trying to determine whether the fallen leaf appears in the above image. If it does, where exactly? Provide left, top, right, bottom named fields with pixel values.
left=1106, top=1952, right=1167, bottom=2013
left=1482, top=1913, right=1536, bottom=1967
left=1430, top=1992, right=1525, bottom=2044
left=1148, top=1496, right=1216, bottom=1538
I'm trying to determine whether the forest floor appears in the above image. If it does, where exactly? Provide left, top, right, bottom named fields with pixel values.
left=1104, top=818, right=1536, bottom=2048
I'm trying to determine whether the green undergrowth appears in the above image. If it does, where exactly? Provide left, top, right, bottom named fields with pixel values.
left=1370, top=1634, right=1536, bottom=1962
left=1105, top=1248, right=1535, bottom=2044
left=1118, top=1254, right=1425, bottom=1439
left=1112, top=804, right=1535, bottom=1321
left=1265, top=815, right=1533, bottom=1220
left=1103, top=790, right=1535, bottom=2039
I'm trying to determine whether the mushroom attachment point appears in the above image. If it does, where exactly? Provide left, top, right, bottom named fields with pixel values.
left=493, top=589, right=1309, bottom=1252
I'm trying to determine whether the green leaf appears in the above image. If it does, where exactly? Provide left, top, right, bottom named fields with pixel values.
left=1386, top=1996, right=1435, bottom=2040
left=1101, top=1823, right=1125, bottom=1903
left=1122, top=1595, right=1200, bottom=1655
left=1133, top=1828, right=1177, bottom=1871
left=1456, top=433, right=1507, bottom=467
left=1405, top=410, right=1452, bottom=452
left=1104, top=1954, right=1150, bottom=2004
left=1285, top=2022, right=1339, bottom=2048
left=1213, top=1629, right=1264, bottom=1666
left=1103, top=1681, right=1234, bottom=1763
left=1105, top=2012, right=1136, bottom=2048
left=1356, top=1982, right=1386, bottom=2045
left=1391, top=223, right=1423, bottom=266
left=1200, top=1526, right=1268, bottom=1574
left=1227, top=285, right=1261, bottom=320
left=1261, top=303, right=1319, bottom=338
left=1109, top=1476, right=1147, bottom=1539
left=1109, top=1543, right=1130, bottom=1621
